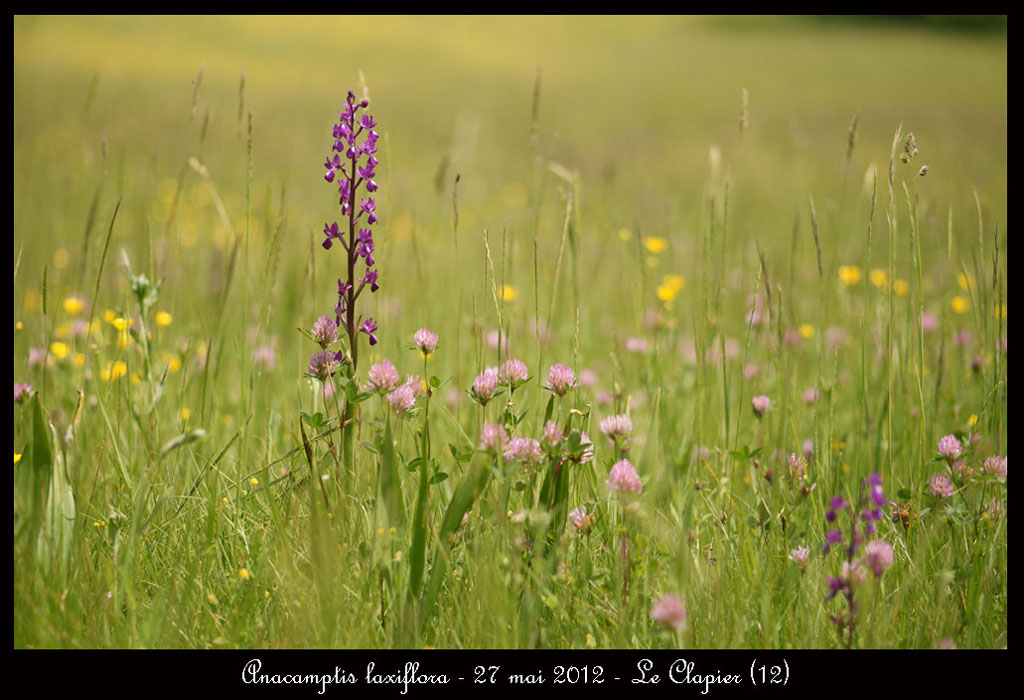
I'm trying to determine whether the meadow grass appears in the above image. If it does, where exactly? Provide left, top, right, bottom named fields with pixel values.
left=13, top=16, right=1006, bottom=649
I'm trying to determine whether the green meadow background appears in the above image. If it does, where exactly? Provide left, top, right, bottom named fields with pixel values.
left=13, top=16, right=1006, bottom=648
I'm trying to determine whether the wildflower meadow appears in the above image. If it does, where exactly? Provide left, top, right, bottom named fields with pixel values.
left=13, top=16, right=1006, bottom=652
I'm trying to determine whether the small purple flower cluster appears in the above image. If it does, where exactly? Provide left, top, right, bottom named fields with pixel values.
left=316, top=90, right=383, bottom=374
left=822, top=472, right=894, bottom=644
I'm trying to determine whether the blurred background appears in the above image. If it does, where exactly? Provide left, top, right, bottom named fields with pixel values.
left=13, top=14, right=1008, bottom=392
left=12, top=14, right=1008, bottom=650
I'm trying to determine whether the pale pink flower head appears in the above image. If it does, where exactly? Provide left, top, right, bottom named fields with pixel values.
left=485, top=329, right=501, bottom=350
left=504, top=437, right=542, bottom=464
left=863, top=540, right=894, bottom=576
left=607, top=458, right=642, bottom=494
left=479, top=423, right=509, bottom=453
left=788, top=545, right=810, bottom=566
left=445, top=387, right=460, bottom=408
left=527, top=318, right=551, bottom=344
left=307, top=351, right=338, bottom=381
left=788, top=453, right=807, bottom=481
left=69, top=319, right=90, bottom=339
left=625, top=336, right=648, bottom=354
left=802, top=386, right=818, bottom=404
left=783, top=328, right=801, bottom=347
left=28, top=347, right=47, bottom=368
left=252, top=343, right=277, bottom=370
left=578, top=368, right=598, bottom=389
left=983, top=455, right=1007, bottom=478
left=403, top=374, right=424, bottom=397
left=595, top=389, right=613, bottom=406
left=802, top=439, right=814, bottom=461
left=14, top=382, right=34, bottom=404
left=826, top=326, right=848, bottom=348
left=751, top=395, right=771, bottom=418
left=937, top=434, right=963, bottom=463
left=921, top=312, right=938, bottom=333
left=499, top=358, right=529, bottom=387
left=471, top=367, right=499, bottom=404
left=367, top=359, right=401, bottom=394
left=928, top=473, right=954, bottom=499
left=546, top=364, right=577, bottom=396
left=413, top=327, right=438, bottom=355
left=743, top=363, right=758, bottom=381
left=386, top=383, right=417, bottom=415
left=543, top=420, right=563, bottom=447
left=985, top=497, right=1005, bottom=519
left=599, top=413, right=633, bottom=439
left=650, top=594, right=687, bottom=631
left=311, top=314, right=339, bottom=347
left=841, top=559, right=868, bottom=584
left=953, top=329, right=973, bottom=347
left=578, top=432, right=594, bottom=464
left=569, top=506, right=595, bottom=534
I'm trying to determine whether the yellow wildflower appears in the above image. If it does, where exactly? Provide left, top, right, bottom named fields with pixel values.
left=838, top=265, right=862, bottom=286
left=951, top=296, right=970, bottom=314
left=617, top=227, right=632, bottom=241
left=103, top=309, right=117, bottom=324
left=869, top=269, right=888, bottom=288
left=101, top=361, right=128, bottom=381
left=161, top=352, right=182, bottom=372
left=63, top=297, right=85, bottom=315
left=238, top=568, right=250, bottom=581
left=53, top=248, right=69, bottom=269
left=893, top=280, right=910, bottom=296
left=643, top=236, right=667, bottom=253
left=663, top=273, right=685, bottom=292
left=957, top=273, right=973, bottom=291
left=73, top=353, right=86, bottom=367
left=155, top=311, right=173, bottom=327
left=799, top=324, right=815, bottom=339
left=250, top=477, right=259, bottom=486
left=50, top=342, right=69, bottom=360
left=500, top=285, right=519, bottom=302
left=14, top=453, right=22, bottom=465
